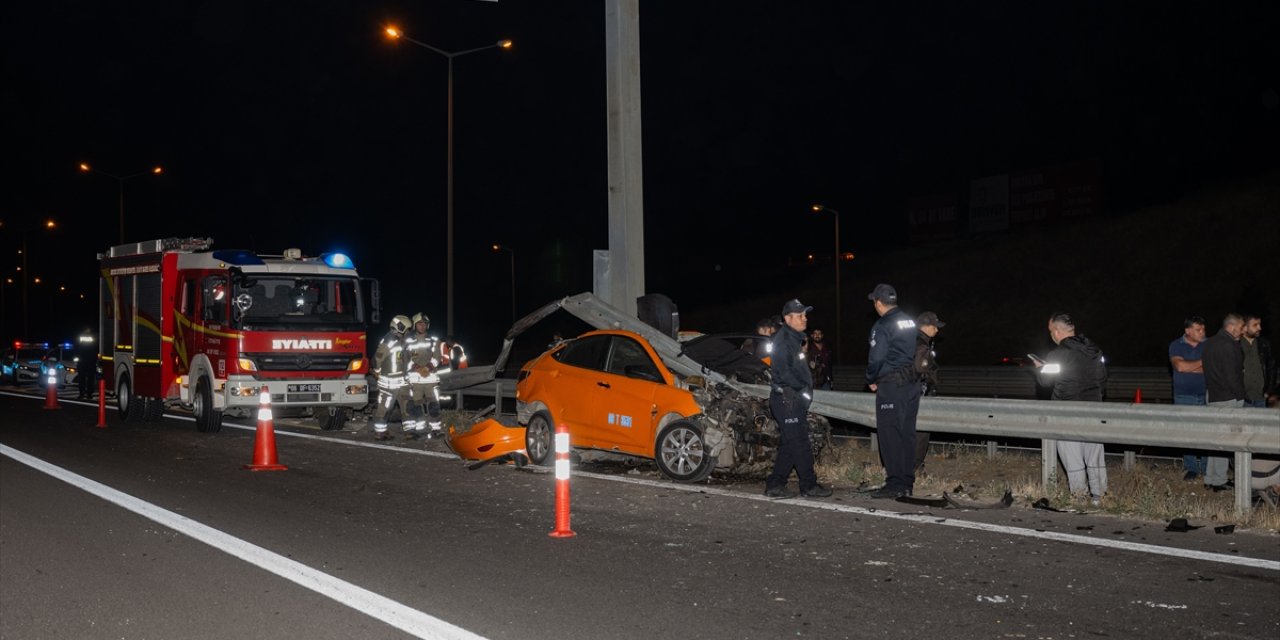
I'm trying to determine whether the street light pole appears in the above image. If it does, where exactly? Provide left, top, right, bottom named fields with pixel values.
left=492, top=244, right=516, bottom=323
left=385, top=27, right=511, bottom=337
left=812, top=204, right=842, bottom=364
left=79, top=163, right=163, bottom=244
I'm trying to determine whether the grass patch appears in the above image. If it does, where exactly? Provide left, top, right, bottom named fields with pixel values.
left=815, top=440, right=1280, bottom=533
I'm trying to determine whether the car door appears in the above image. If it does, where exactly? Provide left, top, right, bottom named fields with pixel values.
left=590, top=334, right=664, bottom=454
left=545, top=335, right=611, bottom=442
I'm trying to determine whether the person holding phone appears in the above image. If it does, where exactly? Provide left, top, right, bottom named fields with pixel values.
left=1035, top=312, right=1109, bottom=504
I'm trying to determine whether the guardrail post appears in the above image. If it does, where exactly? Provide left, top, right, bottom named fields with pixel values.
left=986, top=440, right=997, bottom=459
left=1041, top=438, right=1058, bottom=491
left=494, top=380, right=503, bottom=418
left=1234, top=451, right=1252, bottom=515
left=869, top=433, right=878, bottom=453
left=1123, top=450, right=1135, bottom=471
left=456, top=389, right=465, bottom=411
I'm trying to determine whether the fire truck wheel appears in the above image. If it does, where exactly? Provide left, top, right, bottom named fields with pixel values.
left=116, top=373, right=141, bottom=423
left=317, top=407, right=350, bottom=431
left=655, top=419, right=714, bottom=483
left=193, top=377, right=223, bottom=433
left=525, top=411, right=554, bottom=466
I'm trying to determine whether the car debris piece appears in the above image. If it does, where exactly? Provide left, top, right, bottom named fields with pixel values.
left=944, top=490, right=1014, bottom=510
left=1031, top=497, right=1068, bottom=512
left=1213, top=524, right=1234, bottom=535
left=1164, top=518, right=1202, bottom=532
left=444, top=418, right=529, bottom=470
left=895, top=495, right=949, bottom=508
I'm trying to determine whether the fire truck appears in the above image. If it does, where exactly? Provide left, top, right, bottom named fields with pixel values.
left=98, top=238, right=380, bottom=432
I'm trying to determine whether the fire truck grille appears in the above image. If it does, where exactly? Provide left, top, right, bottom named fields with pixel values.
left=246, top=353, right=353, bottom=371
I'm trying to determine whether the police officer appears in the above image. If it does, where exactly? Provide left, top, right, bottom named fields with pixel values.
left=371, top=315, right=419, bottom=441
left=75, top=328, right=97, bottom=400
left=865, top=284, right=921, bottom=499
left=913, top=311, right=945, bottom=475
left=405, top=312, right=443, bottom=437
left=763, top=299, right=832, bottom=499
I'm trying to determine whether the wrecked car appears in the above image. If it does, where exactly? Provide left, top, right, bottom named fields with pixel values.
left=515, top=327, right=830, bottom=482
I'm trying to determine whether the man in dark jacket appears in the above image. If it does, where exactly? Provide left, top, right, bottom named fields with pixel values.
left=1201, top=313, right=1245, bottom=489
left=913, top=312, right=944, bottom=475
left=1035, top=313, right=1108, bottom=501
left=1240, top=314, right=1275, bottom=408
left=865, top=284, right=920, bottom=499
left=763, top=299, right=832, bottom=499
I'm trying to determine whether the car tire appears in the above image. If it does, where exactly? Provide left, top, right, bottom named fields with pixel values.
left=655, top=419, right=714, bottom=483
left=117, top=372, right=141, bottom=423
left=193, top=377, right=223, bottom=433
left=317, top=406, right=350, bottom=431
left=525, top=411, right=554, bottom=466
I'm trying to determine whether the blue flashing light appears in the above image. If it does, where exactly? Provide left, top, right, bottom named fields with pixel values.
left=321, top=253, right=354, bottom=269
left=211, top=250, right=266, bottom=266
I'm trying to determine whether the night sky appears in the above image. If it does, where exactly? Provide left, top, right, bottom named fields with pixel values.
left=3, top=1, right=1277, bottom=365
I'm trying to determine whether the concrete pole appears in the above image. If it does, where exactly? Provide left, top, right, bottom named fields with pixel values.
left=604, top=0, right=645, bottom=316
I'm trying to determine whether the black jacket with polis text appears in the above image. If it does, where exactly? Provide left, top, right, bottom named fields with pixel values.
left=770, top=323, right=812, bottom=396
left=866, top=307, right=916, bottom=386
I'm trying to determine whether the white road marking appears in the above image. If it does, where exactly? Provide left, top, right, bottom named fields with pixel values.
left=7, top=390, right=1278, bottom=571
left=0, top=443, right=489, bottom=640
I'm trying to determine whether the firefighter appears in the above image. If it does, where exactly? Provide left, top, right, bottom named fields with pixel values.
left=439, top=335, right=468, bottom=371
left=75, top=328, right=97, bottom=400
left=371, top=315, right=419, bottom=441
left=405, top=312, right=444, bottom=437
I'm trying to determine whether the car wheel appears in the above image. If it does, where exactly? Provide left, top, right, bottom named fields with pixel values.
left=193, top=377, right=223, bottom=433
left=317, top=406, right=350, bottom=431
left=525, top=411, right=554, bottom=466
left=655, top=419, right=714, bottom=483
left=117, top=373, right=140, bottom=423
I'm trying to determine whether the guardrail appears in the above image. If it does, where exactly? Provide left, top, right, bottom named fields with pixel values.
left=833, top=365, right=1175, bottom=402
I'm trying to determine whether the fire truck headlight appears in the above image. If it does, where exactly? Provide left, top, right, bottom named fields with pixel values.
left=347, top=358, right=365, bottom=372
left=237, top=358, right=258, bottom=372
left=232, top=385, right=261, bottom=397
left=345, top=384, right=368, bottom=396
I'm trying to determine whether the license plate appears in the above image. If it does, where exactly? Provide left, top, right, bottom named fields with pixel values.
left=288, top=384, right=322, bottom=393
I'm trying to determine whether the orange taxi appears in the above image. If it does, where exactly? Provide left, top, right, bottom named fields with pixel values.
left=516, top=329, right=719, bottom=482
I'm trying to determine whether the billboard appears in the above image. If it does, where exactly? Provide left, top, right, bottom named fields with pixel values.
left=968, top=174, right=1010, bottom=233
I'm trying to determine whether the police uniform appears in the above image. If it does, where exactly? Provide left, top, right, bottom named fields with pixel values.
left=765, top=301, right=823, bottom=496
left=405, top=324, right=442, bottom=436
left=75, top=330, right=97, bottom=400
left=372, top=324, right=419, bottom=440
left=913, top=312, right=945, bottom=473
left=865, top=284, right=921, bottom=497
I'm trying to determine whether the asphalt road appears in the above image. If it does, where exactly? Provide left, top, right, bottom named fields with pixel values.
left=2, top=389, right=1278, bottom=640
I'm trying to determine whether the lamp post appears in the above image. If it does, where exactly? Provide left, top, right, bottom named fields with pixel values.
left=812, top=204, right=841, bottom=363
left=492, top=244, right=516, bottom=324
left=385, top=26, right=512, bottom=337
left=78, top=163, right=163, bottom=244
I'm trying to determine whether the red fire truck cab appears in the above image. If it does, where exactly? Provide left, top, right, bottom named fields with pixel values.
left=99, top=238, right=379, bottom=432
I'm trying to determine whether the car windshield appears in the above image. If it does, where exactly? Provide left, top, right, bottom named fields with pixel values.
left=17, top=348, right=45, bottom=361
left=233, top=276, right=365, bottom=331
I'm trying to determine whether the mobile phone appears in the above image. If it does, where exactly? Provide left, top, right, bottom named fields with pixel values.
left=1027, top=353, right=1044, bottom=364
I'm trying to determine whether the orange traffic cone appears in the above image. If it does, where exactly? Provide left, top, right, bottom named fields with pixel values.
left=95, top=378, right=108, bottom=428
left=243, top=389, right=287, bottom=471
left=42, top=372, right=60, bottom=410
left=1133, top=388, right=1143, bottom=404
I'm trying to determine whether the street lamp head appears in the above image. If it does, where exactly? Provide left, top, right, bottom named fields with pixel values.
left=79, top=163, right=91, bottom=172
left=45, top=219, right=56, bottom=229
left=152, top=166, right=163, bottom=175
left=492, top=244, right=501, bottom=252
left=385, top=26, right=401, bottom=39
left=498, top=39, right=513, bottom=49
left=812, top=204, right=823, bottom=212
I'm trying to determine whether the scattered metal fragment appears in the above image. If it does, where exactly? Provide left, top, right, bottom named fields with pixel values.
left=1213, top=524, right=1235, bottom=535
left=945, top=490, right=1014, bottom=510
left=895, top=495, right=949, bottom=508
left=1164, top=518, right=1202, bottom=532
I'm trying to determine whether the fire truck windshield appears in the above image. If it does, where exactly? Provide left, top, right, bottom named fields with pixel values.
left=233, top=277, right=364, bottom=331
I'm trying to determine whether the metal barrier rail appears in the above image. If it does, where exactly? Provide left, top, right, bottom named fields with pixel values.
left=832, top=365, right=1176, bottom=402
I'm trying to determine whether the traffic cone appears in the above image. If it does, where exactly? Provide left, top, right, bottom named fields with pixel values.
left=95, top=378, right=108, bottom=428
left=42, top=372, right=60, bottom=410
left=243, top=389, right=287, bottom=471
left=1133, top=388, right=1143, bottom=404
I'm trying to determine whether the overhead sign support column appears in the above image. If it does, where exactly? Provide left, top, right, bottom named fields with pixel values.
left=603, top=0, right=645, bottom=316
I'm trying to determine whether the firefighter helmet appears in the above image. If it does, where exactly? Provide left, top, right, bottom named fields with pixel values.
left=411, top=312, right=429, bottom=329
left=390, top=315, right=411, bottom=335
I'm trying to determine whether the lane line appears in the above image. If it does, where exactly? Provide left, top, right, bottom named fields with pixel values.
left=0, top=443, right=488, bottom=640
left=6, top=390, right=1277, bottom=571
